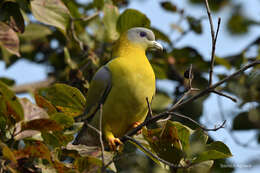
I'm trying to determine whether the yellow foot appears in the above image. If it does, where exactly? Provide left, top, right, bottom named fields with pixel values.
left=132, top=122, right=142, bottom=135
left=108, top=137, right=122, bottom=151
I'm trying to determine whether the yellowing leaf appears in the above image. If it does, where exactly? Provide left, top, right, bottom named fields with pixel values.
left=14, top=142, right=51, bottom=163
left=50, top=112, right=74, bottom=128
left=31, top=0, right=71, bottom=32
left=0, top=81, right=24, bottom=122
left=21, top=118, right=63, bottom=131
left=38, top=83, right=86, bottom=117
left=0, top=142, right=17, bottom=164
left=35, top=92, right=57, bottom=114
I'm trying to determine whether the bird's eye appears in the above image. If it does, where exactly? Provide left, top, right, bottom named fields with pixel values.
left=139, top=31, right=147, bottom=37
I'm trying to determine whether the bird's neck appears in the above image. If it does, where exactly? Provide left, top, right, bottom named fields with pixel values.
left=112, top=36, right=146, bottom=59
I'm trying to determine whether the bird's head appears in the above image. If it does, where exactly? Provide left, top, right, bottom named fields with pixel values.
left=112, top=27, right=163, bottom=57
left=126, top=27, right=163, bottom=51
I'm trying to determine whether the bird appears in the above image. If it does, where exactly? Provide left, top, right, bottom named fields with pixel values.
left=73, top=27, right=163, bottom=150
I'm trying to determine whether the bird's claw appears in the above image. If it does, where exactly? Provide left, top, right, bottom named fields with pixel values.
left=132, top=122, right=142, bottom=135
left=108, top=137, right=122, bottom=151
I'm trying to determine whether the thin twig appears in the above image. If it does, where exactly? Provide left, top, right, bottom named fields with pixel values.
left=171, top=112, right=226, bottom=131
left=146, top=97, right=153, bottom=117
left=86, top=123, right=100, bottom=134
left=70, top=18, right=84, bottom=50
left=12, top=77, right=55, bottom=94
left=170, top=90, right=191, bottom=111
left=99, top=104, right=105, bottom=172
left=212, top=90, right=237, bottom=102
left=188, top=64, right=193, bottom=89
left=205, top=0, right=222, bottom=86
left=120, top=60, right=260, bottom=140
left=170, top=64, right=194, bottom=110
left=204, top=0, right=215, bottom=43
left=174, top=60, right=260, bottom=110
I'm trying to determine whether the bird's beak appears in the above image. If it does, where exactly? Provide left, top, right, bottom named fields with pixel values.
left=149, top=41, right=163, bottom=51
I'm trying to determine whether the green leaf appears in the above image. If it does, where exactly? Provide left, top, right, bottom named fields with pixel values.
left=103, top=3, right=120, bottom=41
left=20, top=23, right=52, bottom=40
left=193, top=141, right=232, bottom=163
left=0, top=22, right=20, bottom=57
left=190, top=128, right=208, bottom=145
left=0, top=113, right=6, bottom=132
left=0, top=142, right=17, bottom=164
left=215, top=56, right=232, bottom=69
left=187, top=16, right=202, bottom=34
left=30, top=0, right=71, bottom=32
left=151, top=92, right=172, bottom=111
left=0, top=81, right=24, bottom=122
left=53, top=132, right=74, bottom=146
left=41, top=132, right=61, bottom=148
left=151, top=27, right=172, bottom=44
left=1, top=1, right=25, bottom=33
left=93, top=0, right=104, bottom=10
left=143, top=120, right=192, bottom=165
left=150, top=59, right=168, bottom=79
left=117, top=9, right=150, bottom=33
left=233, top=109, right=260, bottom=130
left=0, top=77, right=15, bottom=86
left=74, top=156, right=102, bottom=173
left=129, top=135, right=163, bottom=167
left=227, top=12, right=253, bottom=35
left=64, top=47, right=77, bottom=69
left=34, top=92, right=57, bottom=115
left=186, top=160, right=214, bottom=173
left=38, top=83, right=86, bottom=117
left=50, top=112, right=74, bottom=128
left=160, top=1, right=177, bottom=12
left=167, top=121, right=193, bottom=152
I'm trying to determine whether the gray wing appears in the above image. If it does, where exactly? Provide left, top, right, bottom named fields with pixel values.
left=75, top=66, right=112, bottom=122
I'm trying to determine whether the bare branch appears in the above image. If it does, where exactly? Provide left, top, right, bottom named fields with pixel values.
left=205, top=0, right=222, bottom=86
left=121, top=60, right=260, bottom=141
left=174, top=60, right=260, bottom=110
left=171, top=112, right=226, bottom=131
left=12, top=77, right=55, bottom=94
left=146, top=97, right=153, bottom=118
left=99, top=104, right=105, bottom=173
left=212, top=90, right=237, bottom=102
left=204, top=0, right=215, bottom=42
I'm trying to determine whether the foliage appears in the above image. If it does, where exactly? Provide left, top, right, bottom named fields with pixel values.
left=0, top=0, right=260, bottom=172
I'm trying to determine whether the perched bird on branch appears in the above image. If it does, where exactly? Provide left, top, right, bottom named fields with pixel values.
left=73, top=27, right=163, bottom=150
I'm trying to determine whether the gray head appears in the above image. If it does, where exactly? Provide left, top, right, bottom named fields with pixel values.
left=127, top=27, right=163, bottom=50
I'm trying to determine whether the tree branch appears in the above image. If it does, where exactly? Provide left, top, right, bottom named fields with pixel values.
left=121, top=60, right=260, bottom=142
left=212, top=90, right=237, bottom=102
left=99, top=104, right=105, bottom=173
left=204, top=0, right=222, bottom=86
left=12, top=77, right=55, bottom=94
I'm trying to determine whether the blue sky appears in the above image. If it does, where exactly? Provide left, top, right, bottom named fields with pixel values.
left=1, top=0, right=260, bottom=172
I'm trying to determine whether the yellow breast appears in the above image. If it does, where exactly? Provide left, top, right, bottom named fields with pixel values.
left=102, top=41, right=156, bottom=137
